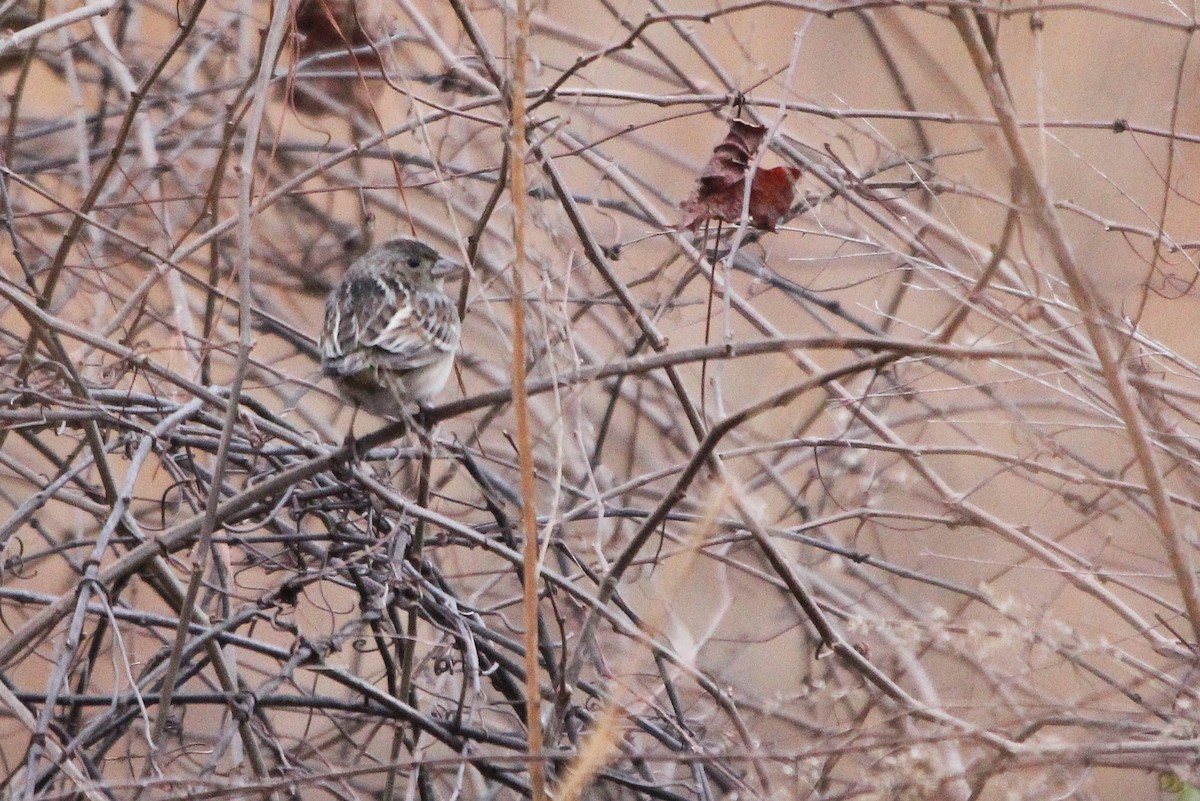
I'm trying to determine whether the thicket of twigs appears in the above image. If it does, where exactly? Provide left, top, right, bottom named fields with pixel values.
left=2, top=1, right=1200, bottom=799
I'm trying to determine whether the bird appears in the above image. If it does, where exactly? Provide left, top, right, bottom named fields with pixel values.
left=319, top=237, right=462, bottom=420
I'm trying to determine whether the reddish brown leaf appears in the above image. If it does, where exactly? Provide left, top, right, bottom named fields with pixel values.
left=681, top=119, right=800, bottom=233
left=288, top=0, right=387, bottom=114
left=294, top=0, right=379, bottom=61
left=747, top=165, right=802, bottom=231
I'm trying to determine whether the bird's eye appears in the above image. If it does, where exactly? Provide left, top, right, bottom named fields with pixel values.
left=407, top=257, right=421, bottom=270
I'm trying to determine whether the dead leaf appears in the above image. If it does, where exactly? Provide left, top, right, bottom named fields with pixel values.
left=681, top=119, right=801, bottom=232
left=287, top=0, right=389, bottom=114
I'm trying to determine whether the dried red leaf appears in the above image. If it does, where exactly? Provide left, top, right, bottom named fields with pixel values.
left=288, top=0, right=387, bottom=114
left=681, top=119, right=801, bottom=233
left=294, top=0, right=379, bottom=61
left=747, top=165, right=803, bottom=231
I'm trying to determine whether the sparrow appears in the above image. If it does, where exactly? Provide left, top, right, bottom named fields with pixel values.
left=320, top=237, right=462, bottom=418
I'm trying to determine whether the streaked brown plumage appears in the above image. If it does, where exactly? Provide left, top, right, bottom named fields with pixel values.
left=320, top=238, right=461, bottom=417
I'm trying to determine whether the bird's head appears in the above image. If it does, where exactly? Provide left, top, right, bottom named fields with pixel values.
left=369, top=237, right=463, bottom=289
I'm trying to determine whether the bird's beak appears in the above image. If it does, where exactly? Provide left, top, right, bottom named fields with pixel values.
left=430, top=255, right=464, bottom=278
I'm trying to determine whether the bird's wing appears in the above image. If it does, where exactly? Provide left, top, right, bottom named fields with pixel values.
left=320, top=275, right=458, bottom=374
left=371, top=288, right=460, bottom=371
